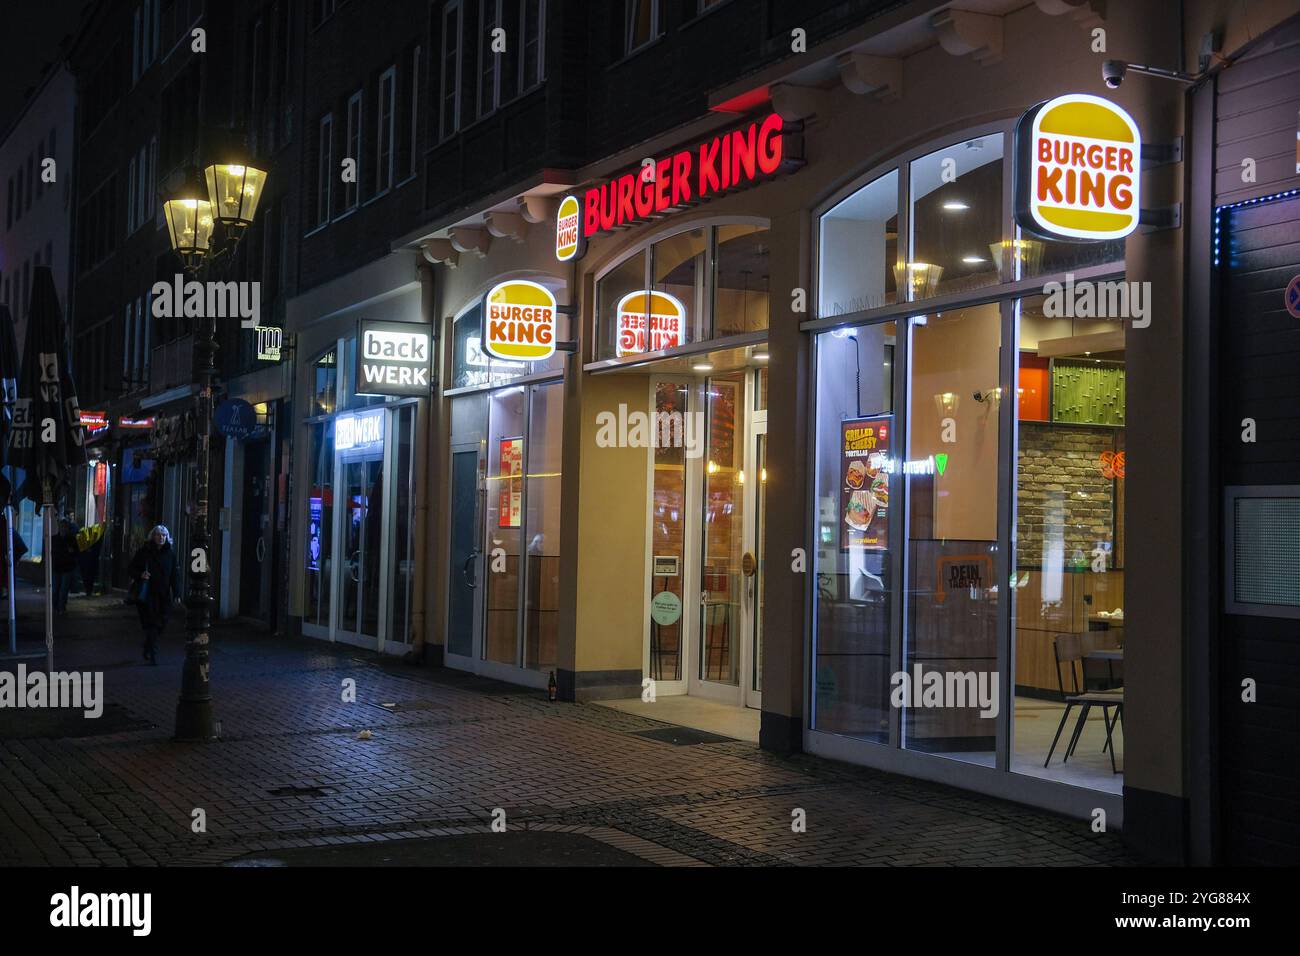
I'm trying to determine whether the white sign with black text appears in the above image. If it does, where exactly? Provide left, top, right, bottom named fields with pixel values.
left=356, top=319, right=432, bottom=396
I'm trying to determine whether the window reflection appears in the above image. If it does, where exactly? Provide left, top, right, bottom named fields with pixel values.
left=909, top=135, right=1004, bottom=298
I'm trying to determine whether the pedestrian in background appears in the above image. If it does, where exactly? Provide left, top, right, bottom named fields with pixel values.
left=128, top=524, right=180, bottom=665
left=50, top=515, right=80, bottom=614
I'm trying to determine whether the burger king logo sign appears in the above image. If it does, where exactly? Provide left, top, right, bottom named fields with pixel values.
left=555, top=195, right=585, bottom=262
left=485, top=279, right=557, bottom=362
left=616, top=290, right=686, bottom=357
left=1015, top=93, right=1141, bottom=241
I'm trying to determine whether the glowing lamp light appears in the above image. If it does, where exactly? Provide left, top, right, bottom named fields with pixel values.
left=894, top=261, right=943, bottom=300
left=989, top=238, right=1044, bottom=276
left=204, top=161, right=268, bottom=232
left=163, top=196, right=215, bottom=270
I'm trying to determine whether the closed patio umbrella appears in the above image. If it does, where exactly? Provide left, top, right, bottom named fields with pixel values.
left=11, top=266, right=86, bottom=670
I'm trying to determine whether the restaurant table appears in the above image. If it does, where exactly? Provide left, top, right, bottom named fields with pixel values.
left=1085, top=647, right=1123, bottom=690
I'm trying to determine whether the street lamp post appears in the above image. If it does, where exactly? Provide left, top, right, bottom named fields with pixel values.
left=163, top=149, right=267, bottom=742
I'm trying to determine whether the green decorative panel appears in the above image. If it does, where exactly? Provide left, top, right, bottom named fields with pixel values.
left=1052, top=361, right=1125, bottom=425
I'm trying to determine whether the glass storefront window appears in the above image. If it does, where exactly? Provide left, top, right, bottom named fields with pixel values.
left=652, top=228, right=706, bottom=342
left=485, top=386, right=527, bottom=665
left=524, top=382, right=563, bottom=671
left=390, top=404, right=416, bottom=644
left=713, top=223, right=770, bottom=337
left=596, top=250, right=649, bottom=361
left=305, top=419, right=334, bottom=629
left=1012, top=293, right=1125, bottom=791
left=312, top=349, right=337, bottom=416
left=819, top=169, right=898, bottom=316
left=812, top=322, right=895, bottom=740
left=902, top=303, right=1003, bottom=764
left=595, top=224, right=771, bottom=361
left=908, top=134, right=1003, bottom=298
left=451, top=295, right=567, bottom=389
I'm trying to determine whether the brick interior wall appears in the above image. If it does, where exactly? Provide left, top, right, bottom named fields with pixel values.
left=1017, top=422, right=1121, bottom=567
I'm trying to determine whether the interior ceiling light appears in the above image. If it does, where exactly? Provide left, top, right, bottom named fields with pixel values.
left=693, top=363, right=714, bottom=372
left=943, top=201, right=970, bottom=211
left=961, top=255, right=985, bottom=264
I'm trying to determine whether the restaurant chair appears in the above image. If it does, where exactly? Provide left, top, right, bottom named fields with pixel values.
left=1044, top=634, right=1124, bottom=773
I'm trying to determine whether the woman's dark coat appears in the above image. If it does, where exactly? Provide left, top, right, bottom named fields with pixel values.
left=129, top=541, right=181, bottom=631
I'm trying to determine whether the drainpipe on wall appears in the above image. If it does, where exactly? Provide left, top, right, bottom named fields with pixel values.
left=406, top=260, right=437, bottom=662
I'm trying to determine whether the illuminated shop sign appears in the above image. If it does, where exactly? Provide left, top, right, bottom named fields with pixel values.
left=616, top=290, right=686, bottom=357
left=80, top=411, right=109, bottom=435
left=561, top=112, right=795, bottom=262
left=117, top=416, right=155, bottom=429
left=335, top=409, right=384, bottom=454
left=256, top=325, right=283, bottom=361
left=484, top=280, right=557, bottom=361
left=1015, top=93, right=1141, bottom=241
left=356, top=319, right=431, bottom=396
left=554, top=195, right=585, bottom=262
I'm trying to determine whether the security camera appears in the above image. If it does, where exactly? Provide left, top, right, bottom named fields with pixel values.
left=1102, top=60, right=1127, bottom=89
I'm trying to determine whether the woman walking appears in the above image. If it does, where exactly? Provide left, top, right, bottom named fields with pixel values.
left=128, top=525, right=181, bottom=665
left=50, top=516, right=80, bottom=613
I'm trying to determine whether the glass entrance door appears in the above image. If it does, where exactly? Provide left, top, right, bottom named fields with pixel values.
left=646, top=368, right=765, bottom=708
left=338, top=454, right=384, bottom=642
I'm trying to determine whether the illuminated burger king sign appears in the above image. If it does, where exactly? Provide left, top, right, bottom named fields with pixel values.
left=555, top=195, right=584, bottom=262
left=617, top=290, right=686, bottom=357
left=484, top=279, right=557, bottom=362
left=1015, top=93, right=1141, bottom=241
left=557, top=112, right=795, bottom=261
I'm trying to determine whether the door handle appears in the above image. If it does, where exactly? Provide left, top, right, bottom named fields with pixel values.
left=463, top=550, right=479, bottom=589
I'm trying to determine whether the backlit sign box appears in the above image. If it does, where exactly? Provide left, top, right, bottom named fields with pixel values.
left=1015, top=93, right=1141, bottom=241
left=355, top=319, right=432, bottom=396
left=560, top=111, right=799, bottom=260
left=335, top=409, right=384, bottom=454
left=616, top=290, right=686, bottom=356
left=484, top=280, right=557, bottom=362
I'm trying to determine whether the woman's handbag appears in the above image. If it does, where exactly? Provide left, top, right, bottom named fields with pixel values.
left=125, top=576, right=150, bottom=606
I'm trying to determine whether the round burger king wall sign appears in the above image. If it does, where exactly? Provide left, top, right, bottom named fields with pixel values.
left=485, top=279, right=557, bottom=362
left=1015, top=93, right=1141, bottom=241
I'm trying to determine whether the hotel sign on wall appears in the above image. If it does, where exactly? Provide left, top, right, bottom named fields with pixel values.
left=1015, top=93, right=1141, bottom=241
left=616, top=291, right=686, bottom=357
left=555, top=111, right=798, bottom=261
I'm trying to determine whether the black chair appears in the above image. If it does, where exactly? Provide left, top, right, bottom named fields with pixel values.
left=1044, top=634, right=1124, bottom=773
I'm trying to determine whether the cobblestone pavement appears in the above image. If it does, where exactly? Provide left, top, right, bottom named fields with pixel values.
left=0, top=585, right=1144, bottom=867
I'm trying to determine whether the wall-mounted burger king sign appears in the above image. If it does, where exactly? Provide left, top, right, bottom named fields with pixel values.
left=554, top=194, right=585, bottom=262
left=616, top=290, right=686, bottom=357
left=484, top=279, right=557, bottom=362
left=1015, top=93, right=1141, bottom=241
left=557, top=111, right=800, bottom=261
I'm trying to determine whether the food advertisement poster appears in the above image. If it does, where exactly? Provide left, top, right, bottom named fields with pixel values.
left=840, top=415, right=891, bottom=551
left=498, top=437, right=524, bottom=528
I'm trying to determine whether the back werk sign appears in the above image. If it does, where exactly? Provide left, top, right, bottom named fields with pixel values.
left=556, top=111, right=802, bottom=260
left=356, top=319, right=432, bottom=396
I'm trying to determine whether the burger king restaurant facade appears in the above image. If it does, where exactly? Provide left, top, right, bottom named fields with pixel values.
left=390, top=0, right=1287, bottom=863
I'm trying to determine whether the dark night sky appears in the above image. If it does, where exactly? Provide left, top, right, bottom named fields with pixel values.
left=0, top=0, right=90, bottom=136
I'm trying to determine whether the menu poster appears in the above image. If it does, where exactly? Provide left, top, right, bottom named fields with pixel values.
left=498, top=437, right=524, bottom=528
left=840, top=415, right=892, bottom=551
left=307, top=497, right=323, bottom=571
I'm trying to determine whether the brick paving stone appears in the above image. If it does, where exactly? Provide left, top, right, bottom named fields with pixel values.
left=0, top=585, right=1143, bottom=867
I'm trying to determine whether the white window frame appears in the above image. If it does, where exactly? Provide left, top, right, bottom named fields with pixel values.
left=519, top=0, right=545, bottom=93
left=439, top=1, right=462, bottom=141
left=343, top=90, right=362, bottom=212
left=477, top=0, right=500, bottom=119
left=376, top=66, right=396, bottom=195
left=315, top=113, right=333, bottom=228
left=624, top=0, right=660, bottom=55
left=407, top=45, right=421, bottom=180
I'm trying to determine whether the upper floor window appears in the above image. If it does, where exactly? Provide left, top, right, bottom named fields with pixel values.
left=438, top=1, right=462, bottom=139
left=625, top=0, right=659, bottom=55
left=315, top=113, right=333, bottom=228
left=376, top=67, right=396, bottom=194
left=343, top=92, right=362, bottom=212
left=132, top=0, right=160, bottom=83
left=311, top=0, right=339, bottom=29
